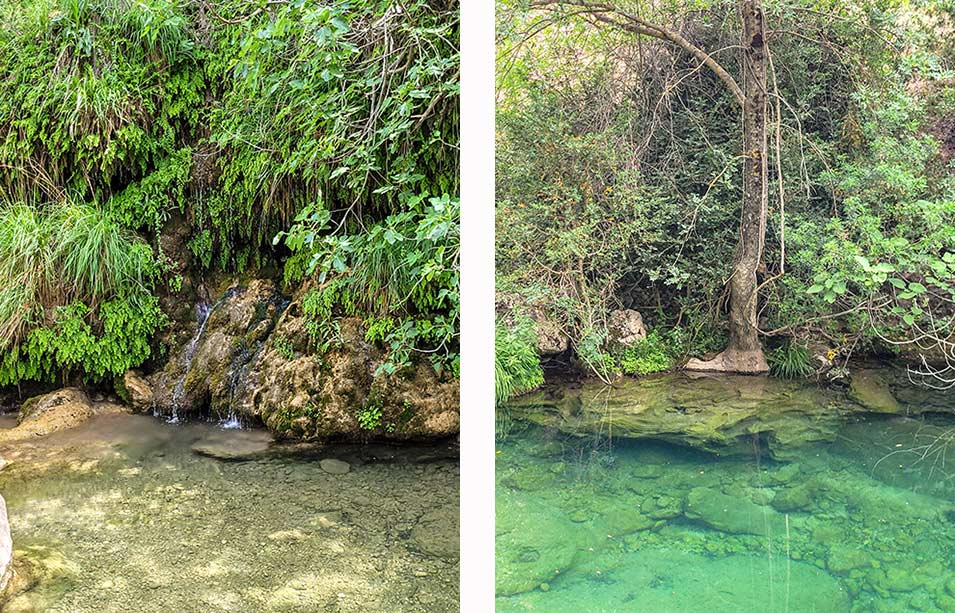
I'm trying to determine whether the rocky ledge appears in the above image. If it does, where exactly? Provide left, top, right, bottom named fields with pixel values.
left=507, top=370, right=953, bottom=459
left=122, top=279, right=458, bottom=442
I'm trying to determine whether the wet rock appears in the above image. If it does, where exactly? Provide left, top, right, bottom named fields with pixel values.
left=496, top=489, right=579, bottom=595
left=120, top=370, right=154, bottom=412
left=684, top=487, right=786, bottom=536
left=410, top=505, right=458, bottom=560
left=606, top=309, right=647, bottom=349
left=149, top=279, right=459, bottom=441
left=0, top=496, right=11, bottom=595
left=320, top=459, right=351, bottom=475
left=509, top=374, right=856, bottom=459
left=191, top=430, right=272, bottom=461
left=0, top=389, right=122, bottom=443
left=849, top=370, right=901, bottom=413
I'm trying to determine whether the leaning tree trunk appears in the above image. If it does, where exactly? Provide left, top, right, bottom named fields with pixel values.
left=686, top=0, right=769, bottom=373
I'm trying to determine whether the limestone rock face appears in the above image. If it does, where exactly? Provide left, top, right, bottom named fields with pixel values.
left=508, top=374, right=858, bottom=459
left=145, top=279, right=459, bottom=441
left=606, top=309, right=647, bottom=348
left=0, top=495, right=11, bottom=596
left=849, top=369, right=901, bottom=413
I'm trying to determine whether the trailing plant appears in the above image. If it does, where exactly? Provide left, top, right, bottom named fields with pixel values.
left=280, top=194, right=460, bottom=376
left=495, top=319, right=544, bottom=404
left=0, top=200, right=164, bottom=385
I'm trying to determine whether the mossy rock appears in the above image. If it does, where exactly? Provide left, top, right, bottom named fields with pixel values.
left=849, top=370, right=900, bottom=413
left=496, top=489, right=581, bottom=595
left=684, top=487, right=786, bottom=536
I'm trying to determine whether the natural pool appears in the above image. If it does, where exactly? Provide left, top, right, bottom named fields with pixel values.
left=496, top=373, right=955, bottom=612
left=0, top=413, right=459, bottom=612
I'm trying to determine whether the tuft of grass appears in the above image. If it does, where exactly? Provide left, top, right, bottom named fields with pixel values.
left=768, top=340, right=816, bottom=379
left=495, top=318, right=544, bottom=404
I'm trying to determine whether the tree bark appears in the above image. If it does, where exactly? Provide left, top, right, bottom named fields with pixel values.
left=535, top=0, right=770, bottom=373
left=685, top=0, right=769, bottom=373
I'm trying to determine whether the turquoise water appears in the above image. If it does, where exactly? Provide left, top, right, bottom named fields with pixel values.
left=496, top=376, right=955, bottom=612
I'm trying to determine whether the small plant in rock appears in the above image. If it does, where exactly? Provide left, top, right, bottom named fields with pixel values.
left=768, top=340, right=816, bottom=379
left=358, top=390, right=385, bottom=430
left=357, top=405, right=383, bottom=431
left=274, top=335, right=295, bottom=360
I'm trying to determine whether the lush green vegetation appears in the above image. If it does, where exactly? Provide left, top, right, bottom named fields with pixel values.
left=0, top=0, right=459, bottom=386
left=496, top=0, right=954, bottom=395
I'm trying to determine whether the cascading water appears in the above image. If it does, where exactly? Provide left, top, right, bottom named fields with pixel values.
left=217, top=297, right=291, bottom=430
left=167, top=301, right=215, bottom=424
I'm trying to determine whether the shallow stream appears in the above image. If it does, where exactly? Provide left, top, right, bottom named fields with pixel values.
left=497, top=375, right=955, bottom=612
left=0, top=414, right=459, bottom=612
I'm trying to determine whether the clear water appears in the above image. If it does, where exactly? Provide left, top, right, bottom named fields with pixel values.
left=0, top=414, right=459, bottom=612
left=496, top=377, right=955, bottom=613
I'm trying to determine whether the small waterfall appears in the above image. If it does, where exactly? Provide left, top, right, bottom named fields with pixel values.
left=168, top=301, right=216, bottom=424
left=217, top=297, right=291, bottom=430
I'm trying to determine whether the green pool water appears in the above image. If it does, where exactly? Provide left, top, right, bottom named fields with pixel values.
left=0, top=413, right=459, bottom=613
left=496, top=376, right=955, bottom=613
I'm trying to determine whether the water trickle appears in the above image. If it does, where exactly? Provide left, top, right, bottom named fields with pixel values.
left=168, top=300, right=217, bottom=423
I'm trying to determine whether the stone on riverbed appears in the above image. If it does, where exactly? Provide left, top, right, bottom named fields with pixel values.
left=684, top=487, right=786, bottom=536
left=496, top=489, right=580, bottom=595
left=319, top=459, right=351, bottom=474
left=191, top=429, right=273, bottom=461
left=410, top=504, right=459, bottom=560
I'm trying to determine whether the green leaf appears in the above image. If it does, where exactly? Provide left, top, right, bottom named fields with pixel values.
left=807, top=285, right=824, bottom=294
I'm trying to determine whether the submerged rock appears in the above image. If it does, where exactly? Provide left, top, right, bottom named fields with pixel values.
left=684, top=487, right=786, bottom=536
left=319, top=459, right=351, bottom=475
left=144, top=279, right=459, bottom=442
left=496, top=490, right=580, bottom=595
left=499, top=549, right=851, bottom=612
left=191, top=429, right=273, bottom=461
left=410, top=505, right=459, bottom=560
